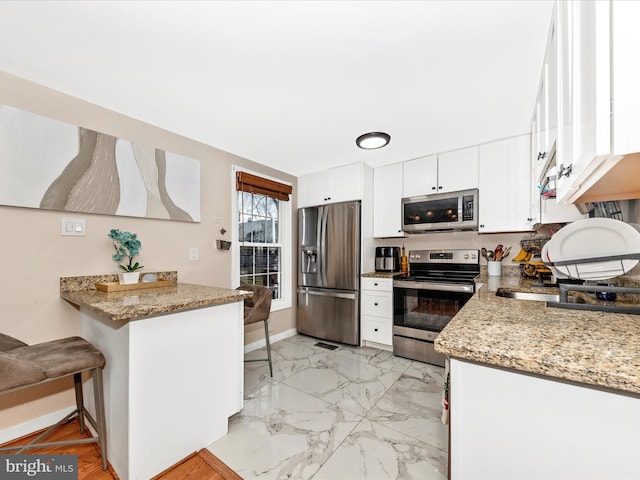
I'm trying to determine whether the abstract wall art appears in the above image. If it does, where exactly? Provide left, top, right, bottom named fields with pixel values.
left=0, top=104, right=201, bottom=222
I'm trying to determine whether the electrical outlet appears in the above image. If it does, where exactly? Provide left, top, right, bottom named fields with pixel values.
left=189, top=247, right=199, bottom=261
left=215, top=212, right=222, bottom=224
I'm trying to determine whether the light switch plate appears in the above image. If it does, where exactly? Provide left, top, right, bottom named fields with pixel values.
left=60, top=217, right=86, bottom=236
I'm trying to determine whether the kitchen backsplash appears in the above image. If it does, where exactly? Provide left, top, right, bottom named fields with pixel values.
left=377, top=200, right=640, bottom=277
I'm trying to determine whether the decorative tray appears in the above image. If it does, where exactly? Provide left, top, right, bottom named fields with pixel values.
left=95, top=280, right=175, bottom=292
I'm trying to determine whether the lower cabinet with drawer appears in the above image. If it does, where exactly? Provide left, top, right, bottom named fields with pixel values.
left=360, top=277, right=393, bottom=348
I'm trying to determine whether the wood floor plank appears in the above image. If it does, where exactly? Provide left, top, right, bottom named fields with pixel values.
left=1, top=418, right=240, bottom=480
left=198, top=449, right=243, bottom=480
left=155, top=455, right=225, bottom=480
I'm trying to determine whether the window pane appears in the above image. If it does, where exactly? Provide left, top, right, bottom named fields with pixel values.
left=240, top=246, right=254, bottom=275
left=254, top=247, right=268, bottom=274
left=253, top=195, right=267, bottom=216
left=266, top=197, right=279, bottom=219
left=240, top=192, right=253, bottom=214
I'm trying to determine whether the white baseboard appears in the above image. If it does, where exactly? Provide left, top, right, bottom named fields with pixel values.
left=244, top=328, right=297, bottom=353
left=0, top=406, right=75, bottom=445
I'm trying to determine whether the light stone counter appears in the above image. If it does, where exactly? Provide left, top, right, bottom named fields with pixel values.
left=60, top=272, right=251, bottom=322
left=361, top=271, right=399, bottom=279
left=435, top=274, right=640, bottom=396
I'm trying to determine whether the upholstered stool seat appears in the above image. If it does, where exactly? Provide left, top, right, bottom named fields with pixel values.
left=0, top=334, right=108, bottom=470
left=236, top=285, right=273, bottom=377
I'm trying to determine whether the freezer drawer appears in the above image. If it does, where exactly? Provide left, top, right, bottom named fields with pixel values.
left=297, top=287, right=359, bottom=346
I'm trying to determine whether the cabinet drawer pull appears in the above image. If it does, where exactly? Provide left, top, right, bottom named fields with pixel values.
left=374, top=282, right=378, bottom=286
left=374, top=302, right=379, bottom=306
left=374, top=328, right=379, bottom=332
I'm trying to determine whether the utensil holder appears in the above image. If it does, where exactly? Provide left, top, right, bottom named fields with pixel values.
left=488, top=261, right=502, bottom=277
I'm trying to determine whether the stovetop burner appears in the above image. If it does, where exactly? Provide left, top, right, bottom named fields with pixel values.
left=394, top=271, right=479, bottom=284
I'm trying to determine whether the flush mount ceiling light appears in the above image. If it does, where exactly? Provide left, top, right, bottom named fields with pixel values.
left=356, top=132, right=391, bottom=150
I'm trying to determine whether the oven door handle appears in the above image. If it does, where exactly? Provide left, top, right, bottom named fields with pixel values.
left=393, top=280, right=475, bottom=293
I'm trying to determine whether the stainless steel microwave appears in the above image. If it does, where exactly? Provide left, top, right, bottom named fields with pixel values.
left=401, top=188, right=479, bottom=232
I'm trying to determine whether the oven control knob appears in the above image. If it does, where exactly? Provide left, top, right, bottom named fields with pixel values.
left=464, top=254, right=469, bottom=259
left=471, top=253, right=477, bottom=259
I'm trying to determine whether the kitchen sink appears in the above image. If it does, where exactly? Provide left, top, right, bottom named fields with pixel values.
left=495, top=289, right=586, bottom=304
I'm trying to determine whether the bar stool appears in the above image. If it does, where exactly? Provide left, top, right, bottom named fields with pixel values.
left=0, top=334, right=108, bottom=470
left=236, top=285, right=273, bottom=377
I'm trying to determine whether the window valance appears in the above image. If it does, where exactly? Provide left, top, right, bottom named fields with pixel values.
left=236, top=171, right=292, bottom=201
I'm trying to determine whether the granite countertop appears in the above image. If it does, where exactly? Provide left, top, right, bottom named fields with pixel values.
left=435, top=274, right=640, bottom=396
left=362, top=271, right=400, bottom=279
left=60, top=273, right=251, bottom=322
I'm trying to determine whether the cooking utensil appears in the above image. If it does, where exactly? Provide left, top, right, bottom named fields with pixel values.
left=501, top=246, right=512, bottom=260
left=481, top=247, right=489, bottom=261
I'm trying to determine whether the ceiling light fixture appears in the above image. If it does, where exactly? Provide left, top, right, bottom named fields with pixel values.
left=356, top=132, right=390, bottom=150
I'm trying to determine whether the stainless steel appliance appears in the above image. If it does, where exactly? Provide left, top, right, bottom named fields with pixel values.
left=375, top=246, right=400, bottom=272
left=393, top=249, right=479, bottom=366
left=401, top=188, right=478, bottom=233
left=297, top=201, right=361, bottom=345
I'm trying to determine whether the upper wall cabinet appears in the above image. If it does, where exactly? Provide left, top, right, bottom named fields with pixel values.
left=373, top=163, right=404, bottom=238
left=402, top=146, right=479, bottom=198
left=531, top=9, right=558, bottom=183
left=298, top=163, right=365, bottom=207
left=479, top=135, right=533, bottom=233
left=554, top=1, right=640, bottom=203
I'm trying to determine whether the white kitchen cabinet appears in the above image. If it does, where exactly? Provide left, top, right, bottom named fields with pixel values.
left=402, top=154, right=438, bottom=198
left=373, top=163, right=404, bottom=238
left=360, top=277, right=393, bottom=348
left=478, top=135, right=533, bottom=233
left=449, top=359, right=640, bottom=480
left=402, top=146, right=478, bottom=197
left=531, top=10, right=558, bottom=186
left=299, top=163, right=365, bottom=207
left=555, top=1, right=640, bottom=203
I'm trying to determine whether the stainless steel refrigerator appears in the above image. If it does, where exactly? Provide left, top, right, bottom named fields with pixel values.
left=297, top=201, right=360, bottom=345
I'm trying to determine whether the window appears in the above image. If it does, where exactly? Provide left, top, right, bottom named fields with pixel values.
left=233, top=167, right=292, bottom=309
left=238, top=191, right=281, bottom=298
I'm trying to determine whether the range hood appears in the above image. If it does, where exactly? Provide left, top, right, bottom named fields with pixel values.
left=566, top=152, right=640, bottom=204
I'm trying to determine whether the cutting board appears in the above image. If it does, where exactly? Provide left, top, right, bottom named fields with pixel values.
left=95, top=280, right=175, bottom=292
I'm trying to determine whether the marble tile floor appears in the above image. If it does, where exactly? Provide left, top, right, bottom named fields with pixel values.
left=206, top=334, right=448, bottom=480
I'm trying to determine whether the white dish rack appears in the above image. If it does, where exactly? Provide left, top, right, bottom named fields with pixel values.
left=544, top=253, right=640, bottom=281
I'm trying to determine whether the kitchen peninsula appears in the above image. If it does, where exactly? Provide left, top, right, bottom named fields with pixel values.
left=436, top=274, right=640, bottom=479
left=60, top=273, right=251, bottom=480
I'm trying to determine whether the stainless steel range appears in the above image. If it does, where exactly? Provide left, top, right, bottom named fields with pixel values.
left=393, top=249, right=479, bottom=366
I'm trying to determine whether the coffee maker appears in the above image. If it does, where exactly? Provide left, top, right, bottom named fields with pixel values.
left=375, top=246, right=401, bottom=272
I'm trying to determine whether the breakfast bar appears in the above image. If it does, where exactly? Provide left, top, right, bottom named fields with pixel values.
left=60, top=273, right=251, bottom=480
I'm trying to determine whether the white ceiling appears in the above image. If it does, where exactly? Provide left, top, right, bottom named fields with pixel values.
left=0, top=1, right=554, bottom=177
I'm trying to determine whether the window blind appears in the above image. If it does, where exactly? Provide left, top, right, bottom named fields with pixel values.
left=236, top=171, right=292, bottom=201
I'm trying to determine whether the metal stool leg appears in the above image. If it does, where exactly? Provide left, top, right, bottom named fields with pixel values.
left=263, top=319, right=273, bottom=377
left=73, top=373, right=86, bottom=434
left=92, top=367, right=108, bottom=471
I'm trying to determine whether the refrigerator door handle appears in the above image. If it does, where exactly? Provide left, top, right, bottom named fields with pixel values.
left=297, top=288, right=357, bottom=300
left=320, top=206, right=329, bottom=286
